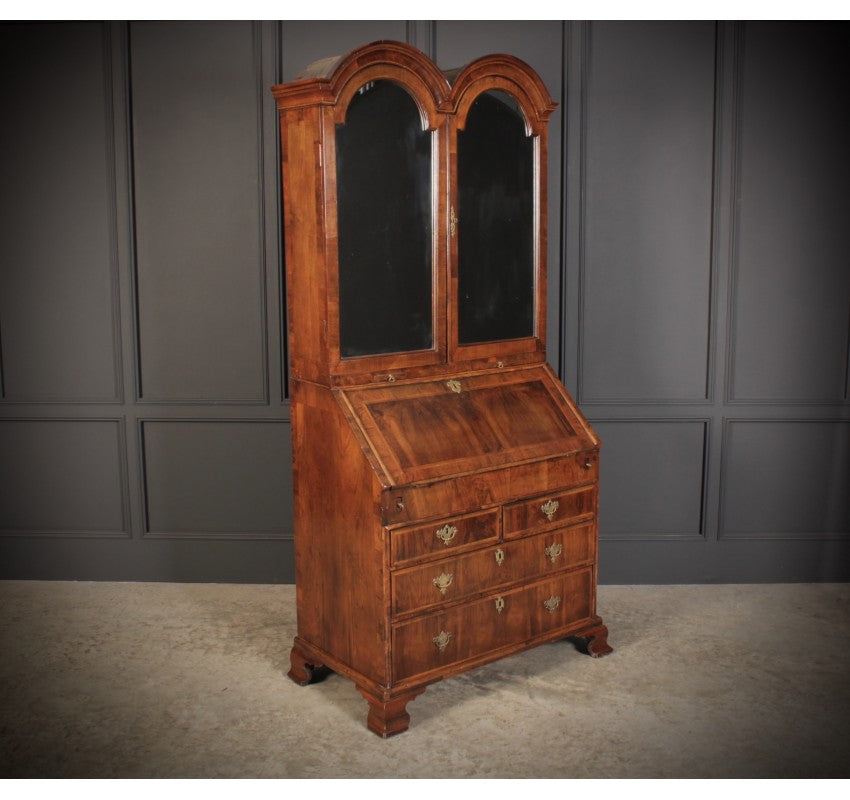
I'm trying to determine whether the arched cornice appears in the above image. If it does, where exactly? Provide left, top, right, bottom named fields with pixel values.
left=273, top=41, right=451, bottom=132
left=448, top=54, right=557, bottom=136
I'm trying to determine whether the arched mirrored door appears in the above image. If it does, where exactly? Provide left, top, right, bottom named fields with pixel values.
left=456, top=89, right=535, bottom=346
left=335, top=79, right=435, bottom=359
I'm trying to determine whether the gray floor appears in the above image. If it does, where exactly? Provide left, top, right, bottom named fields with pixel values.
left=0, top=580, right=848, bottom=778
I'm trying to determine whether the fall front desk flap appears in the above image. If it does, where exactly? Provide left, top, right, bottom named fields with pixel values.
left=337, top=364, right=598, bottom=488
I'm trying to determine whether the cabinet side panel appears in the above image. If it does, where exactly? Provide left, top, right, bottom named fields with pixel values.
left=291, top=381, right=388, bottom=685
left=280, top=107, right=329, bottom=386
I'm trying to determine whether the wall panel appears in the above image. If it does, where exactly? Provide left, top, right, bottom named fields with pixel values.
left=131, top=21, right=267, bottom=402
left=729, top=23, right=850, bottom=403
left=593, top=420, right=706, bottom=538
left=581, top=21, right=716, bottom=403
left=720, top=420, right=850, bottom=538
left=0, top=22, right=120, bottom=402
left=141, top=420, right=292, bottom=537
left=0, top=419, right=126, bottom=535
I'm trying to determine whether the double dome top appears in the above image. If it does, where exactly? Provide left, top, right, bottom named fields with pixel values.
left=271, top=40, right=557, bottom=134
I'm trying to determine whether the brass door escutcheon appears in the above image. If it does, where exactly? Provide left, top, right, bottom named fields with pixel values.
left=544, top=542, right=563, bottom=563
left=432, top=572, right=454, bottom=595
left=433, top=630, right=452, bottom=652
left=543, top=596, right=561, bottom=614
left=541, top=499, right=559, bottom=521
left=435, top=524, right=458, bottom=545
left=446, top=379, right=462, bottom=393
left=494, top=548, right=505, bottom=566
left=494, top=596, right=505, bottom=614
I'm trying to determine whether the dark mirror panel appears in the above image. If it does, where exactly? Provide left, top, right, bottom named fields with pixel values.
left=336, top=80, right=433, bottom=358
left=458, top=89, right=535, bottom=345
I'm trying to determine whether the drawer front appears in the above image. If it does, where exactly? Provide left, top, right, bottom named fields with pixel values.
left=393, top=568, right=593, bottom=682
left=392, top=523, right=595, bottom=615
left=503, top=485, right=596, bottom=539
left=381, top=450, right=599, bottom=526
left=391, top=509, right=500, bottom=566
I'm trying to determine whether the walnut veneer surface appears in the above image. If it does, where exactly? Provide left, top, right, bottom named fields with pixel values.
left=272, top=41, right=611, bottom=737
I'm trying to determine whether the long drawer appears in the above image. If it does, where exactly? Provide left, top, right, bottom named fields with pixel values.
left=391, top=523, right=595, bottom=615
left=392, top=568, right=593, bottom=682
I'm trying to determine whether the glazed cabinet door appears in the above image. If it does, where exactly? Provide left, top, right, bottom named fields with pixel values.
left=326, top=67, right=449, bottom=377
left=448, top=58, right=556, bottom=365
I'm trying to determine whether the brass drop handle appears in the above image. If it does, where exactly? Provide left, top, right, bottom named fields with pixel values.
left=584, top=457, right=593, bottom=470
left=435, top=524, right=458, bottom=545
left=544, top=542, right=563, bottom=564
left=433, top=630, right=452, bottom=652
left=494, top=548, right=505, bottom=566
left=432, top=572, right=454, bottom=595
left=446, top=379, right=462, bottom=394
left=494, top=597, right=505, bottom=614
left=543, top=596, right=561, bottom=614
left=541, top=499, right=559, bottom=522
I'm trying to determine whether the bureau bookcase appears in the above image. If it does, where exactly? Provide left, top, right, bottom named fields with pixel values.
left=272, top=41, right=611, bottom=737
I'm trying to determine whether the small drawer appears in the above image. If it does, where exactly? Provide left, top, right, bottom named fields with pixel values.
left=503, top=485, right=596, bottom=539
left=392, top=568, right=593, bottom=682
left=390, top=509, right=499, bottom=566
left=392, top=523, right=595, bottom=615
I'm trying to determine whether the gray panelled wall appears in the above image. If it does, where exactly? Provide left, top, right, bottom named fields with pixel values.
left=0, top=21, right=848, bottom=583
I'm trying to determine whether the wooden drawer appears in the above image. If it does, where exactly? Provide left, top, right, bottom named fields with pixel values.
left=382, top=450, right=598, bottom=526
left=391, top=523, right=595, bottom=615
left=390, top=509, right=500, bottom=566
left=393, top=568, right=593, bottom=682
left=503, top=485, right=596, bottom=539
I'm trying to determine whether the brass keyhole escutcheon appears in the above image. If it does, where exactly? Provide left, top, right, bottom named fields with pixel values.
left=433, top=630, right=452, bottom=652
left=446, top=379, right=462, bottom=394
left=584, top=456, right=593, bottom=470
left=544, top=542, right=563, bottom=564
left=543, top=596, right=561, bottom=614
left=395, top=497, right=405, bottom=511
left=494, top=548, right=505, bottom=566
left=494, top=597, right=505, bottom=614
left=435, top=524, right=457, bottom=545
left=432, top=572, right=454, bottom=595
left=541, top=499, right=559, bottom=522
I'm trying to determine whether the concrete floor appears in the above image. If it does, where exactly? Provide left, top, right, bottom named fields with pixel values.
left=0, top=580, right=848, bottom=778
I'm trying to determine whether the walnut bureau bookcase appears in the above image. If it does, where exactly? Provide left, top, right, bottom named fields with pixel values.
left=272, top=41, right=612, bottom=738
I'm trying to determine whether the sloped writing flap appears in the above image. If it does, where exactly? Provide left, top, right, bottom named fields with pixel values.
left=338, top=365, right=597, bottom=486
